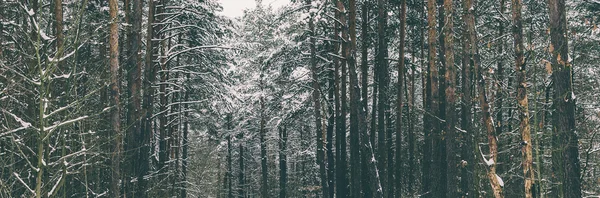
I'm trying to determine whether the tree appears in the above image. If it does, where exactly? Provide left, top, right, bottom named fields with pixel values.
left=548, top=0, right=582, bottom=197
left=396, top=0, right=406, bottom=196
left=108, top=0, right=121, bottom=196
left=511, top=0, right=535, bottom=196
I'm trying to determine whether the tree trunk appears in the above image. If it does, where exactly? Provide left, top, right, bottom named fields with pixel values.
left=426, top=0, right=442, bottom=196
left=126, top=0, right=142, bottom=195
left=139, top=0, right=156, bottom=195
left=239, top=136, right=245, bottom=198
left=327, top=60, right=335, bottom=198
left=108, top=0, right=121, bottom=196
left=279, top=125, right=288, bottom=198
left=334, top=1, right=348, bottom=197
left=349, top=0, right=383, bottom=197
left=511, top=0, right=535, bottom=196
left=472, top=20, right=504, bottom=198
left=443, top=0, right=458, bottom=197
left=260, top=95, right=268, bottom=197
left=548, top=0, right=582, bottom=197
left=460, top=0, right=476, bottom=196
left=396, top=0, right=406, bottom=196
left=307, top=1, right=328, bottom=196
left=376, top=0, right=389, bottom=195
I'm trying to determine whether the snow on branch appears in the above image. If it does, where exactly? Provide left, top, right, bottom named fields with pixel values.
left=0, top=109, right=34, bottom=137
left=13, top=172, right=35, bottom=194
left=43, top=116, right=89, bottom=141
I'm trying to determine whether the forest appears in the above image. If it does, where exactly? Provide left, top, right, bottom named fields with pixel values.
left=1, top=0, right=599, bottom=197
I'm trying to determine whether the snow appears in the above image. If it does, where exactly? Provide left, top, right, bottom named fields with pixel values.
left=479, top=147, right=494, bottom=166
left=495, top=174, right=504, bottom=187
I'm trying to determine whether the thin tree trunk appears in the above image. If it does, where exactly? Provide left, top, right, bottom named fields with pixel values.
left=327, top=61, right=335, bottom=198
left=108, top=0, right=121, bottom=196
left=260, top=95, right=268, bottom=197
left=334, top=1, right=348, bottom=197
left=279, top=126, right=288, bottom=198
left=396, top=0, right=406, bottom=196
left=139, top=0, right=156, bottom=195
left=239, top=136, right=245, bottom=198
left=548, top=0, right=582, bottom=197
left=349, top=0, right=383, bottom=197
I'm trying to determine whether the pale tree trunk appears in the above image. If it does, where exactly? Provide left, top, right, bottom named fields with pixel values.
left=334, top=1, right=348, bottom=197
left=511, top=0, right=534, bottom=196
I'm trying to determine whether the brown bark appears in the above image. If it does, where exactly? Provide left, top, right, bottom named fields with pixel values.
left=426, top=0, right=442, bottom=196
left=443, top=0, right=458, bottom=196
left=511, top=0, right=534, bottom=197
left=461, top=0, right=476, bottom=196
left=108, top=0, right=121, bottom=196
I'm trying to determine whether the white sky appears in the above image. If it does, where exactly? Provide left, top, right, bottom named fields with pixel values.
left=218, top=0, right=291, bottom=18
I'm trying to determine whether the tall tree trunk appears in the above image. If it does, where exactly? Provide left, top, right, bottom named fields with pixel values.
left=426, top=0, right=441, bottom=196
left=511, top=0, right=534, bottom=196
left=396, top=0, right=406, bottom=196
left=108, top=0, right=121, bottom=196
left=376, top=0, right=389, bottom=195
left=226, top=116, right=232, bottom=198
left=158, top=1, right=170, bottom=193
left=443, top=0, right=458, bottom=197
left=334, top=1, right=348, bottom=197
left=471, top=14, right=504, bottom=197
left=361, top=1, right=369, bottom=131
left=327, top=61, right=335, bottom=198
left=238, top=136, right=245, bottom=198
left=421, top=0, right=432, bottom=193
left=307, top=1, right=328, bottom=196
left=461, top=0, right=476, bottom=196
left=336, top=0, right=358, bottom=197
left=279, top=126, right=288, bottom=198
left=139, top=0, right=156, bottom=195
left=548, top=0, right=582, bottom=197
left=495, top=0, right=507, bottom=178
left=126, top=0, right=142, bottom=195
left=260, top=95, right=268, bottom=197
left=349, top=0, right=383, bottom=197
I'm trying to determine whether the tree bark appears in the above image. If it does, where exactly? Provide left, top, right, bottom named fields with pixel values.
left=460, top=0, right=476, bottom=196
left=279, top=125, right=288, bottom=198
left=139, top=0, right=157, bottom=196
left=334, top=1, right=348, bottom=197
left=126, top=0, right=142, bottom=195
left=443, top=0, right=458, bottom=197
left=376, top=0, right=389, bottom=195
left=396, top=0, right=406, bottom=196
left=307, top=1, right=328, bottom=196
left=548, top=0, right=582, bottom=197
left=108, top=0, right=121, bottom=196
left=349, top=0, right=383, bottom=197
left=511, top=0, right=535, bottom=196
